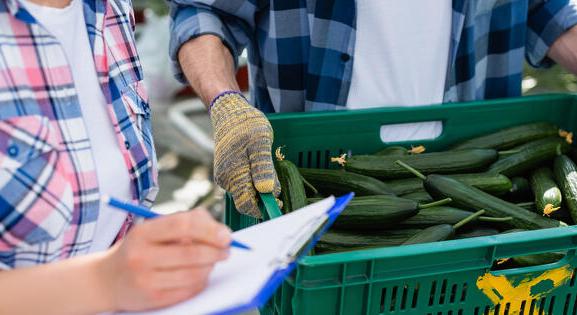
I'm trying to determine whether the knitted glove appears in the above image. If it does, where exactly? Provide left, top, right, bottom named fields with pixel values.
left=210, top=92, right=280, bottom=218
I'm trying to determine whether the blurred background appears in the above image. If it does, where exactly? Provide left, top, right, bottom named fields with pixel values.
left=132, top=1, right=577, bottom=218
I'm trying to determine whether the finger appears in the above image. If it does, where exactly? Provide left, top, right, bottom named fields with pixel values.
left=138, top=209, right=231, bottom=248
left=273, top=173, right=281, bottom=198
left=273, top=175, right=283, bottom=208
left=229, top=162, right=262, bottom=218
left=246, top=122, right=277, bottom=194
left=149, top=266, right=213, bottom=291
left=151, top=243, right=229, bottom=269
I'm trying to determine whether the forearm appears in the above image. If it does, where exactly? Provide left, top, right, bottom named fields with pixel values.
left=178, top=34, right=240, bottom=106
left=0, top=253, right=111, bottom=315
left=548, top=24, right=577, bottom=74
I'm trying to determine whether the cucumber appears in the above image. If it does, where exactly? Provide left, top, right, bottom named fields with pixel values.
left=346, top=149, right=498, bottom=179
left=386, top=173, right=512, bottom=196
left=488, top=137, right=569, bottom=177
left=374, top=146, right=408, bottom=156
left=401, top=210, right=485, bottom=245
left=455, top=227, right=500, bottom=239
left=516, top=202, right=537, bottom=212
left=307, top=196, right=451, bottom=230
left=502, top=228, right=527, bottom=234
left=400, top=191, right=433, bottom=203
left=299, top=168, right=394, bottom=196
left=424, top=174, right=566, bottom=230
left=451, top=122, right=559, bottom=150
left=394, top=160, right=566, bottom=230
left=401, top=225, right=454, bottom=245
left=275, top=159, right=307, bottom=213
left=512, top=252, right=565, bottom=267
left=553, top=155, right=577, bottom=222
left=530, top=167, right=563, bottom=215
left=316, top=229, right=422, bottom=253
left=507, top=177, right=532, bottom=201
left=399, top=206, right=512, bottom=228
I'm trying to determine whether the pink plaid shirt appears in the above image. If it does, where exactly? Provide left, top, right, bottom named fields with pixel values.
left=0, top=0, right=158, bottom=268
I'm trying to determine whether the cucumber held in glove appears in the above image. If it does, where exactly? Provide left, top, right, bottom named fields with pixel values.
left=210, top=92, right=281, bottom=217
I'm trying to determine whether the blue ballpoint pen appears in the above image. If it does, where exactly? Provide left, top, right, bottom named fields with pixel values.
left=103, top=196, right=251, bottom=250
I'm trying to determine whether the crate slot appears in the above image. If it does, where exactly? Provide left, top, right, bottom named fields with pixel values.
left=297, top=151, right=303, bottom=167
left=504, top=302, right=510, bottom=315
left=571, top=269, right=577, bottom=287
left=458, top=310, right=464, bottom=315
left=411, top=283, right=420, bottom=308
left=538, top=298, right=544, bottom=315
left=400, top=284, right=409, bottom=310
left=573, top=293, right=577, bottom=315
left=520, top=300, right=527, bottom=315
left=449, top=284, right=458, bottom=303
left=306, top=151, right=312, bottom=168
left=548, top=296, right=556, bottom=315
left=529, top=299, right=536, bottom=314
left=439, top=279, right=448, bottom=304
left=379, top=287, right=387, bottom=313
left=323, top=150, right=330, bottom=169
left=429, top=281, right=438, bottom=306
left=539, top=297, right=546, bottom=315
left=494, top=303, right=501, bottom=315
left=461, top=283, right=468, bottom=302
left=390, top=286, right=398, bottom=311
left=484, top=305, right=490, bottom=315
left=563, top=293, right=571, bottom=314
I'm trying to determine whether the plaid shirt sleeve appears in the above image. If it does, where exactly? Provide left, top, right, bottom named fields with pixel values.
left=0, top=0, right=159, bottom=268
left=526, top=0, right=577, bottom=67
left=168, top=0, right=262, bottom=83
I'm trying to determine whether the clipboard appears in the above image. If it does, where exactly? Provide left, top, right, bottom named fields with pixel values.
left=122, top=193, right=354, bottom=315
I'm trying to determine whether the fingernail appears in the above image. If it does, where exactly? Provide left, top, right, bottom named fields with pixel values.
left=217, top=226, right=232, bottom=244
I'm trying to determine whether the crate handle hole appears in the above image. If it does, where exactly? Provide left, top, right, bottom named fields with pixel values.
left=379, top=121, right=442, bottom=143
left=490, top=251, right=570, bottom=275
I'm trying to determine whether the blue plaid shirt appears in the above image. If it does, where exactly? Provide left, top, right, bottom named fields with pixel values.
left=169, top=0, right=577, bottom=113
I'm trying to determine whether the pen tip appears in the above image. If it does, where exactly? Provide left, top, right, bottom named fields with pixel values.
left=101, top=195, right=110, bottom=204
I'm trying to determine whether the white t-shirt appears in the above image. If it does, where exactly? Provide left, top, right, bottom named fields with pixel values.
left=346, top=1, right=451, bottom=142
left=20, top=0, right=132, bottom=253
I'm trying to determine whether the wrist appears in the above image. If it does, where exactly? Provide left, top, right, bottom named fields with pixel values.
left=209, top=90, right=247, bottom=114
left=90, top=249, right=119, bottom=312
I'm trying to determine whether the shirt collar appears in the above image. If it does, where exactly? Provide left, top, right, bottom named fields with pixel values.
left=5, top=0, right=36, bottom=23
left=5, top=0, right=19, bottom=16
left=6, top=0, right=105, bottom=23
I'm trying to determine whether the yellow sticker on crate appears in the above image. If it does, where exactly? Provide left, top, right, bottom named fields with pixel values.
left=476, top=265, right=572, bottom=314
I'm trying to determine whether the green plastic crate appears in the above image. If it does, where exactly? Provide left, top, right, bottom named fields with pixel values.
left=225, top=94, right=577, bottom=315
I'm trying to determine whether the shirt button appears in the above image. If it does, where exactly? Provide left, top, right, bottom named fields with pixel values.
left=7, top=145, right=18, bottom=157
left=340, top=53, right=351, bottom=62
left=124, top=140, right=130, bottom=149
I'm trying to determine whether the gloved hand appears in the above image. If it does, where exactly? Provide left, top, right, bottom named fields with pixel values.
left=210, top=92, right=281, bottom=218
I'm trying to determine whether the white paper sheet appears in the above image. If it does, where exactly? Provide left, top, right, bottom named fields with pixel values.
left=122, top=196, right=336, bottom=315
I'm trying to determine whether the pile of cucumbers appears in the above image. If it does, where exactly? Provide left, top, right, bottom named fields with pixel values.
left=274, top=122, right=576, bottom=267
